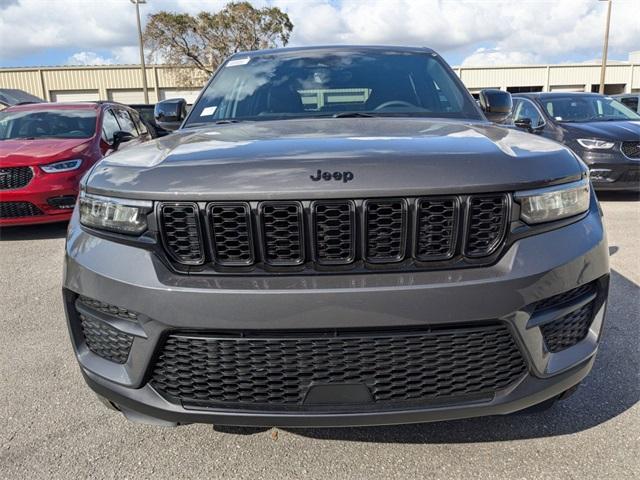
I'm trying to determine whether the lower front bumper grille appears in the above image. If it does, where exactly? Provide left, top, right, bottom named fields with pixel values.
left=151, top=324, right=527, bottom=410
left=0, top=201, right=43, bottom=218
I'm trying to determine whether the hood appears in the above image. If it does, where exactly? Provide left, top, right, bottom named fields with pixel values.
left=0, top=138, right=93, bottom=167
left=87, top=118, right=584, bottom=200
left=561, top=120, right=640, bottom=142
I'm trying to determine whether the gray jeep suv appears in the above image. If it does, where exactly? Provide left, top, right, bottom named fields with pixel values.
left=63, top=46, right=609, bottom=427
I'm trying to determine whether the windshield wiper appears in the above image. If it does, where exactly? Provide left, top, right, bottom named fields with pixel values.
left=332, top=112, right=377, bottom=118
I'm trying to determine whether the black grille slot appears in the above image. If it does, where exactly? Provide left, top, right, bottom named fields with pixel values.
left=208, top=203, right=254, bottom=265
left=79, top=315, right=134, bottom=364
left=313, top=201, right=355, bottom=264
left=0, top=167, right=33, bottom=190
left=416, top=197, right=459, bottom=260
left=465, top=194, right=508, bottom=257
left=151, top=325, right=527, bottom=408
left=260, top=202, right=304, bottom=265
left=621, top=141, right=640, bottom=158
left=159, top=203, right=204, bottom=265
left=534, top=282, right=596, bottom=312
left=365, top=199, right=406, bottom=262
left=78, top=295, right=138, bottom=321
left=540, top=302, right=595, bottom=353
left=0, top=201, right=43, bottom=218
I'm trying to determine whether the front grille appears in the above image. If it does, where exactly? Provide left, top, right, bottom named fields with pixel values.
left=540, top=302, right=594, bottom=353
left=465, top=195, right=509, bottom=257
left=151, top=324, right=527, bottom=409
left=79, top=314, right=134, bottom=364
left=313, top=201, right=355, bottom=264
left=159, top=203, right=204, bottom=264
left=0, top=167, right=33, bottom=190
left=207, top=203, right=254, bottom=265
left=415, top=197, right=458, bottom=260
left=157, top=194, right=509, bottom=273
left=621, top=141, right=640, bottom=159
left=364, top=199, right=407, bottom=262
left=260, top=202, right=305, bottom=265
left=0, top=201, right=43, bottom=218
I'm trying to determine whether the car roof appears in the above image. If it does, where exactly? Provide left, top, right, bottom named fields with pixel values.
left=513, top=92, right=609, bottom=100
left=231, top=45, right=437, bottom=58
left=1, top=101, right=130, bottom=113
left=0, top=88, right=44, bottom=105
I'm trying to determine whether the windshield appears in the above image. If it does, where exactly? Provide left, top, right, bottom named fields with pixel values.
left=0, top=109, right=97, bottom=140
left=185, top=50, right=481, bottom=126
left=541, top=96, right=640, bottom=123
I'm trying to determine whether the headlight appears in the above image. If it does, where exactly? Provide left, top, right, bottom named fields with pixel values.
left=576, top=139, right=614, bottom=150
left=515, top=179, right=590, bottom=224
left=40, top=158, right=83, bottom=173
left=79, top=192, right=152, bottom=234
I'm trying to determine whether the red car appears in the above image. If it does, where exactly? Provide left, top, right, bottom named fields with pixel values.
left=0, top=102, right=153, bottom=226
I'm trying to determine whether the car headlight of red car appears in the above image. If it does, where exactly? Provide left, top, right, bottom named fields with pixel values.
left=40, top=159, right=83, bottom=173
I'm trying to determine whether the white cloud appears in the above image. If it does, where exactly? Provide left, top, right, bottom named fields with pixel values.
left=461, top=48, right=538, bottom=67
left=1, top=0, right=639, bottom=66
left=67, top=51, right=114, bottom=66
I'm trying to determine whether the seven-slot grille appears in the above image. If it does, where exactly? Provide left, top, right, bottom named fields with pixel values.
left=150, top=324, right=527, bottom=409
left=157, top=195, right=509, bottom=271
left=0, top=167, right=33, bottom=190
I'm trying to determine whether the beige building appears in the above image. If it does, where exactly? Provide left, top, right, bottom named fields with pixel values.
left=1, top=52, right=639, bottom=104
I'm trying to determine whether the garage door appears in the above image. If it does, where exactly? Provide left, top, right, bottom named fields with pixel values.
left=108, top=89, right=146, bottom=104
left=549, top=85, right=585, bottom=92
left=159, top=88, right=202, bottom=104
left=51, top=90, right=100, bottom=102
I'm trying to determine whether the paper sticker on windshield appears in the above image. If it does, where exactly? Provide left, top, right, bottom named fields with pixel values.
left=200, top=106, right=217, bottom=116
left=227, top=57, right=250, bottom=67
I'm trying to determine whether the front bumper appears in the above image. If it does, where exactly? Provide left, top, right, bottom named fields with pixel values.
left=578, top=148, right=640, bottom=191
left=0, top=167, right=83, bottom=226
left=63, top=202, right=609, bottom=427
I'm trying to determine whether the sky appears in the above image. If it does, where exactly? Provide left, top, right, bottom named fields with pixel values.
left=0, top=0, right=639, bottom=68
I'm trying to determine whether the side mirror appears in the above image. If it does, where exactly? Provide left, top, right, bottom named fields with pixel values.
left=112, top=130, right=134, bottom=150
left=479, top=89, right=513, bottom=124
left=154, top=98, right=187, bottom=131
left=514, top=117, right=533, bottom=132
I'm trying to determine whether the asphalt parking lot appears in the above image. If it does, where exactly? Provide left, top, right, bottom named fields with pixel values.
left=1, top=193, right=638, bottom=480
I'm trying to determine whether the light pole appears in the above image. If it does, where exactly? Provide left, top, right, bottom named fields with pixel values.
left=598, top=0, right=612, bottom=95
left=131, top=0, right=149, bottom=104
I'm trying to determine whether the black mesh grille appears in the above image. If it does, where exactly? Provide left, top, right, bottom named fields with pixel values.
left=151, top=325, right=527, bottom=408
left=159, top=203, right=204, bottom=264
left=260, top=202, right=304, bottom=265
left=540, top=302, right=594, bottom=353
left=465, top=194, right=508, bottom=257
left=416, top=197, right=459, bottom=260
left=208, top=203, right=254, bottom=265
left=157, top=195, right=510, bottom=272
left=365, top=199, right=406, bottom=262
left=78, top=296, right=138, bottom=321
left=0, top=201, right=43, bottom=218
left=0, top=167, right=33, bottom=190
left=313, top=201, right=355, bottom=264
left=621, top=141, right=640, bottom=158
left=534, top=283, right=596, bottom=312
left=80, top=315, right=134, bottom=364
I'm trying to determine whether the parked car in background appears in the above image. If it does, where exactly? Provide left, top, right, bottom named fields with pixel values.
left=613, top=94, right=640, bottom=114
left=129, top=104, right=170, bottom=137
left=0, top=101, right=153, bottom=226
left=0, top=88, right=44, bottom=111
left=512, top=93, right=640, bottom=191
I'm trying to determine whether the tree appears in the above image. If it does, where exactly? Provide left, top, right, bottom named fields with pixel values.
left=144, top=2, right=293, bottom=82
